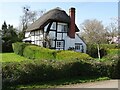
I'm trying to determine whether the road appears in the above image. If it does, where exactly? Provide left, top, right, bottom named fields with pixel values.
left=58, top=80, right=119, bottom=88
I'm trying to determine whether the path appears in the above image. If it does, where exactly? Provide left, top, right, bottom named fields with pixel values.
left=58, top=80, right=119, bottom=88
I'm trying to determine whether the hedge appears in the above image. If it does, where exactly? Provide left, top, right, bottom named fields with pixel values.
left=12, top=42, right=29, bottom=56
left=87, top=44, right=118, bottom=58
left=56, top=50, right=92, bottom=61
left=2, top=58, right=119, bottom=87
left=23, top=45, right=56, bottom=60
left=12, top=42, right=92, bottom=61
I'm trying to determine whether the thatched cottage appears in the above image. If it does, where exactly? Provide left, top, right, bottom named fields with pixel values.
left=23, top=7, right=86, bottom=53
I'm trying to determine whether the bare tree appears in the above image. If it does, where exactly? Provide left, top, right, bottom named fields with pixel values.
left=19, top=5, right=45, bottom=40
left=105, top=18, right=118, bottom=44
left=80, top=19, right=107, bottom=59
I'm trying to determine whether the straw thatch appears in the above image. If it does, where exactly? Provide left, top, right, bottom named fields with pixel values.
left=26, top=8, right=79, bottom=32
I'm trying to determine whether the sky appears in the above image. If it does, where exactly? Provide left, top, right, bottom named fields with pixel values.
left=0, top=2, right=118, bottom=30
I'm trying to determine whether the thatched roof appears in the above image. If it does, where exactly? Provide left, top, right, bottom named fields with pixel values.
left=26, top=8, right=79, bottom=32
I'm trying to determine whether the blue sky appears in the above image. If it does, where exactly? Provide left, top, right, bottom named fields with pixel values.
left=0, top=2, right=118, bottom=30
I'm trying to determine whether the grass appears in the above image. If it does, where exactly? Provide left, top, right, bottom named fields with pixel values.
left=3, top=76, right=110, bottom=90
left=1, top=53, right=31, bottom=62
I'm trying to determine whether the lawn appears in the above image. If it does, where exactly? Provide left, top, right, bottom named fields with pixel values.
left=1, top=53, right=30, bottom=62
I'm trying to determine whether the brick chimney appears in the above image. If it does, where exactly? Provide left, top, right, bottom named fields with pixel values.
left=68, top=7, right=75, bottom=38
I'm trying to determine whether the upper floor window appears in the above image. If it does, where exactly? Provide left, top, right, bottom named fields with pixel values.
left=50, top=22, right=56, bottom=30
left=57, top=23, right=68, bottom=32
left=44, top=23, right=49, bottom=32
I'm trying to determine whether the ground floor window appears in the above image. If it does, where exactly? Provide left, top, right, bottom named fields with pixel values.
left=56, top=41, right=63, bottom=48
left=75, top=43, right=84, bottom=52
left=75, top=43, right=80, bottom=50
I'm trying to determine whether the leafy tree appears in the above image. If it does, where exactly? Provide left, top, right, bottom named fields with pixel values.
left=1, top=21, right=19, bottom=52
left=80, top=19, right=107, bottom=59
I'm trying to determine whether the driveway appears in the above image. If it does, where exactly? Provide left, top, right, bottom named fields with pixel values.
left=58, top=80, right=119, bottom=88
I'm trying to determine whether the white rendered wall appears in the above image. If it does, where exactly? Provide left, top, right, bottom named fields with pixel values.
left=75, top=34, right=86, bottom=53
left=64, top=36, right=75, bottom=50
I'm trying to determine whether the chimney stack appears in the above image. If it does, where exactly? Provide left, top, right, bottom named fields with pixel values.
left=69, top=7, right=75, bottom=38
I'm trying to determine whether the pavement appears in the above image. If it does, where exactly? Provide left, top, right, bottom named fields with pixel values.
left=58, top=80, right=119, bottom=88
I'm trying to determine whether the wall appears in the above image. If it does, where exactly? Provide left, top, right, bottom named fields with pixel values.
left=75, top=34, right=86, bottom=53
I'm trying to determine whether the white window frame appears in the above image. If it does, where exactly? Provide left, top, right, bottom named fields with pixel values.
left=75, top=43, right=81, bottom=50
left=56, top=41, right=64, bottom=48
left=50, top=22, right=56, bottom=30
left=57, top=23, right=68, bottom=32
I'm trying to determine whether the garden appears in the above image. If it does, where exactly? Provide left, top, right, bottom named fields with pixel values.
left=1, top=42, right=120, bottom=90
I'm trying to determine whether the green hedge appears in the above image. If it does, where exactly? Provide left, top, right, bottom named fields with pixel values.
left=23, top=45, right=56, bottom=60
left=56, top=50, right=92, bottom=61
left=12, top=42, right=28, bottom=56
left=87, top=44, right=118, bottom=58
left=12, top=42, right=92, bottom=61
left=2, top=58, right=119, bottom=86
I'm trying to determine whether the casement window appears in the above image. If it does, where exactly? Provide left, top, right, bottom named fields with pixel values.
left=56, top=41, right=63, bottom=48
left=75, top=43, right=81, bottom=50
left=50, top=22, right=56, bottom=30
left=57, top=23, right=68, bottom=32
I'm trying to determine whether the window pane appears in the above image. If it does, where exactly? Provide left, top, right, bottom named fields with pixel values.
left=57, top=23, right=68, bottom=32
left=56, top=41, right=63, bottom=48
left=50, top=22, right=56, bottom=30
left=57, top=33, right=62, bottom=39
left=75, top=43, right=81, bottom=50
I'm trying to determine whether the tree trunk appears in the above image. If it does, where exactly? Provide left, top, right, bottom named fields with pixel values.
left=97, top=44, right=101, bottom=60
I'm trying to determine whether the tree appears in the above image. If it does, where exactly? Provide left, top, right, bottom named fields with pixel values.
left=1, top=21, right=19, bottom=52
left=80, top=19, right=107, bottom=59
left=19, top=5, right=45, bottom=40
left=105, top=18, right=118, bottom=44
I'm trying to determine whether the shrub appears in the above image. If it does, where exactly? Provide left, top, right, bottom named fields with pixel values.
left=23, top=45, right=56, bottom=60
left=100, top=44, right=118, bottom=49
left=56, top=50, right=92, bottom=61
left=1, top=60, right=89, bottom=85
left=86, top=44, right=118, bottom=58
left=2, top=57, right=120, bottom=87
left=86, top=44, right=98, bottom=58
left=107, top=49, right=119, bottom=55
left=12, top=42, right=29, bottom=56
left=2, top=41, right=13, bottom=52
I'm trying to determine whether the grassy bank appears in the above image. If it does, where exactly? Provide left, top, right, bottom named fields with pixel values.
left=1, top=53, right=30, bottom=62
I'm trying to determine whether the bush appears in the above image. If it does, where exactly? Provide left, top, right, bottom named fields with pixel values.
left=2, top=41, right=13, bottom=52
left=12, top=42, right=29, bottom=56
left=100, top=44, right=118, bottom=49
left=23, top=45, right=56, bottom=60
left=86, top=44, right=98, bottom=58
left=56, top=50, right=92, bottom=61
left=12, top=42, right=92, bottom=61
left=86, top=44, right=118, bottom=58
left=1, top=59, right=98, bottom=85
left=2, top=56, right=120, bottom=87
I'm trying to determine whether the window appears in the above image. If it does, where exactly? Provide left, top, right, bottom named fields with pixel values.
left=56, top=41, right=63, bottom=48
left=50, top=22, right=56, bottom=30
left=44, top=23, right=49, bottom=32
left=57, top=23, right=68, bottom=32
left=75, top=43, right=81, bottom=50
